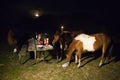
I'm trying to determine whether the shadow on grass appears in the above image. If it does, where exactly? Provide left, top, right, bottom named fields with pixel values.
left=69, top=51, right=101, bottom=67
left=111, top=43, right=120, bottom=62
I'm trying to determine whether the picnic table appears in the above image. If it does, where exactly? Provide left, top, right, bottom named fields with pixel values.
left=27, top=38, right=55, bottom=63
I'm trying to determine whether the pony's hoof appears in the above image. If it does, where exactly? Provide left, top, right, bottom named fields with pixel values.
left=13, top=48, right=17, bottom=53
left=77, top=64, right=81, bottom=68
left=62, top=62, right=69, bottom=68
left=99, top=63, right=103, bottom=67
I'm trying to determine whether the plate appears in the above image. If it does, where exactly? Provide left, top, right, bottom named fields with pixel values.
left=37, top=45, right=43, bottom=48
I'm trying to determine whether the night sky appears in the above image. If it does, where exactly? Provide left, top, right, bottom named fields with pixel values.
left=0, top=0, right=120, bottom=36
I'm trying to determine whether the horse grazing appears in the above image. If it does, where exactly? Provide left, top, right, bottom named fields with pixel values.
left=7, top=29, right=18, bottom=53
left=62, top=33, right=113, bottom=68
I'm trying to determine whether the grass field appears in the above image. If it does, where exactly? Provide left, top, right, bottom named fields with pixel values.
left=0, top=41, right=120, bottom=80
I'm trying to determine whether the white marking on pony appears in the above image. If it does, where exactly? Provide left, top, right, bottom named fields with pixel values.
left=75, top=55, right=78, bottom=64
left=13, top=48, right=17, bottom=53
left=60, top=41, right=63, bottom=49
left=99, top=60, right=103, bottom=67
left=77, top=59, right=81, bottom=68
left=64, top=44, right=68, bottom=50
left=75, top=34, right=96, bottom=51
left=62, top=62, right=70, bottom=67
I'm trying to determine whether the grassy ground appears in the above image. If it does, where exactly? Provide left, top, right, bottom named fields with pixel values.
left=0, top=42, right=120, bottom=80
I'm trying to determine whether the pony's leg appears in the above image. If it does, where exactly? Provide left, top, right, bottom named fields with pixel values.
left=59, top=41, right=63, bottom=60
left=62, top=49, right=74, bottom=67
left=77, top=50, right=82, bottom=68
left=99, top=60, right=103, bottom=67
left=99, top=44, right=107, bottom=67
left=75, top=54, right=78, bottom=64
left=105, top=43, right=113, bottom=63
left=13, top=44, right=18, bottom=53
left=108, top=44, right=113, bottom=61
left=62, top=41, right=76, bottom=67
left=99, top=50, right=105, bottom=66
left=77, top=58, right=81, bottom=68
left=99, top=38, right=111, bottom=67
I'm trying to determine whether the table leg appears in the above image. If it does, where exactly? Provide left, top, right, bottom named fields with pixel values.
left=40, top=51, right=45, bottom=62
left=34, top=50, right=36, bottom=59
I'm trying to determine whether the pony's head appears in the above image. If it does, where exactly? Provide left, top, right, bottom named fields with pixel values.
left=52, top=31, right=60, bottom=45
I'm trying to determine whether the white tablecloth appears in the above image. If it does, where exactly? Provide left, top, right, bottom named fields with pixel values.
left=36, top=45, right=54, bottom=51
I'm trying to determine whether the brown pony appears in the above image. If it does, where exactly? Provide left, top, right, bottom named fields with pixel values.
left=52, top=31, right=72, bottom=50
left=62, top=33, right=113, bottom=68
left=8, top=29, right=18, bottom=53
left=52, top=31, right=73, bottom=60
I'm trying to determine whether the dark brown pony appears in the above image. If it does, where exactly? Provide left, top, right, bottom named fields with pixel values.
left=52, top=31, right=72, bottom=49
left=7, top=29, right=18, bottom=53
left=52, top=31, right=73, bottom=60
left=62, top=33, right=113, bottom=68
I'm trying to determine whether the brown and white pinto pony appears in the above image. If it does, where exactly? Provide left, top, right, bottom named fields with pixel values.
left=8, top=29, right=18, bottom=53
left=62, top=33, right=113, bottom=68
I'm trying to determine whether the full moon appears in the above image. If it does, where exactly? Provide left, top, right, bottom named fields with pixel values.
left=30, top=9, right=43, bottom=18
left=35, top=12, right=39, bottom=17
